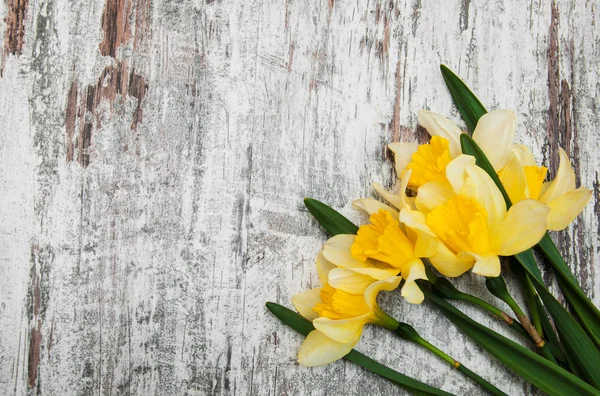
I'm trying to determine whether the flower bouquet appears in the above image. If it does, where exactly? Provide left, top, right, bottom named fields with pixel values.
left=266, top=65, right=600, bottom=395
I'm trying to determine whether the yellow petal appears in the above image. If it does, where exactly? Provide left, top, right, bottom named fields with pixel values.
left=372, top=182, right=404, bottom=210
left=492, top=199, right=549, bottom=256
left=540, top=148, right=576, bottom=203
left=313, top=316, right=368, bottom=344
left=547, top=187, right=592, bottom=231
left=323, top=235, right=371, bottom=269
left=388, top=142, right=419, bottom=176
left=418, top=110, right=463, bottom=157
left=462, top=164, right=506, bottom=228
left=445, top=154, right=477, bottom=194
left=352, top=198, right=399, bottom=219
left=316, top=251, right=336, bottom=284
left=400, top=259, right=426, bottom=304
left=292, top=288, right=322, bottom=321
left=327, top=268, right=377, bottom=294
left=415, top=180, right=455, bottom=213
left=399, top=209, right=438, bottom=258
left=498, top=151, right=528, bottom=203
left=472, top=109, right=516, bottom=171
left=513, top=144, right=538, bottom=166
left=298, top=330, right=356, bottom=367
left=469, top=253, right=502, bottom=277
left=349, top=267, right=400, bottom=280
left=429, top=242, right=474, bottom=277
left=364, top=276, right=402, bottom=311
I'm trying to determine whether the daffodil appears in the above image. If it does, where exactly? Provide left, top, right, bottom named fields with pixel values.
left=349, top=205, right=437, bottom=304
left=412, top=155, right=550, bottom=277
left=498, top=145, right=592, bottom=231
left=388, top=109, right=516, bottom=189
left=292, top=277, right=400, bottom=367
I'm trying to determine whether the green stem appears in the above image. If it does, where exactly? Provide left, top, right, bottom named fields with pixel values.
left=393, top=323, right=507, bottom=396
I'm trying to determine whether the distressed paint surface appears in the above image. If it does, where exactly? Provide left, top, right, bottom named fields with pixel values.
left=0, top=0, right=599, bottom=395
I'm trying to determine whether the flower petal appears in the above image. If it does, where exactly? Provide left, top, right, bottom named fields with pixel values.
left=400, top=259, right=426, bottom=304
left=546, top=187, right=592, bottom=231
left=429, top=242, right=474, bottom=277
left=352, top=198, right=399, bottom=219
left=418, top=110, right=463, bottom=157
left=414, top=181, right=455, bottom=213
left=327, top=268, right=377, bottom=294
left=513, top=144, right=538, bottom=166
left=462, top=164, right=507, bottom=228
left=540, top=148, right=577, bottom=203
left=388, top=142, right=419, bottom=176
left=472, top=109, right=516, bottom=171
left=349, top=267, right=400, bottom=280
left=364, top=276, right=402, bottom=311
left=469, top=253, right=502, bottom=277
left=323, top=235, right=371, bottom=269
left=498, top=151, right=528, bottom=203
left=292, top=288, right=322, bottom=321
left=492, top=199, right=549, bottom=256
left=399, top=209, right=438, bottom=258
left=445, top=154, right=477, bottom=194
left=372, top=182, right=403, bottom=210
left=313, top=316, right=368, bottom=344
left=298, top=330, right=356, bottom=367
left=316, top=251, right=336, bottom=284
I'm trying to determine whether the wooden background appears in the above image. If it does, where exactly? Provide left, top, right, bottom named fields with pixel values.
left=0, top=0, right=598, bottom=394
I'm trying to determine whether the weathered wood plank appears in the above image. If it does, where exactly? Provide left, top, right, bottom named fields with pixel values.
left=0, top=0, right=598, bottom=395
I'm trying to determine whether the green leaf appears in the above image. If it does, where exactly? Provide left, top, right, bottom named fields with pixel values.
left=420, top=285, right=600, bottom=396
left=515, top=251, right=600, bottom=388
left=304, top=198, right=358, bottom=236
left=443, top=65, right=600, bottom=378
left=538, top=234, right=600, bottom=349
left=439, top=65, right=487, bottom=133
left=265, top=302, right=454, bottom=396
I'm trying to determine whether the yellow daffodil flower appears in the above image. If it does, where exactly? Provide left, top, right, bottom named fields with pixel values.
left=292, top=277, right=400, bottom=367
left=387, top=109, right=516, bottom=189
left=349, top=206, right=437, bottom=304
left=499, top=145, right=592, bottom=231
left=412, top=155, right=550, bottom=277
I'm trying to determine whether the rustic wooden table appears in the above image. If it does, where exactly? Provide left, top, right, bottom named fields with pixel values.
left=1, top=0, right=598, bottom=394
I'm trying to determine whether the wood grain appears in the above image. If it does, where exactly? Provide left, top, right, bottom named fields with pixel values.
left=0, top=0, right=598, bottom=395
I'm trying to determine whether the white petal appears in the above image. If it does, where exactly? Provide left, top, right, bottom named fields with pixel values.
left=298, top=330, right=356, bottom=367
left=388, top=142, right=419, bottom=176
left=445, top=154, right=477, bottom=194
left=352, top=198, right=399, bottom=219
left=492, top=199, right=549, bottom=256
left=364, top=276, right=402, bottom=311
left=322, top=235, right=370, bottom=269
left=540, top=148, right=577, bottom=203
left=462, top=164, right=507, bottom=228
left=418, top=110, right=463, bottom=157
left=429, top=243, right=475, bottom=277
left=400, top=259, right=426, bottom=304
left=513, top=144, right=538, bottom=167
left=415, top=181, right=455, bottom=213
left=546, top=187, right=592, bottom=231
left=316, top=251, right=336, bottom=284
left=327, top=268, right=377, bottom=294
left=313, top=316, right=368, bottom=344
left=468, top=253, right=502, bottom=277
left=472, top=109, right=516, bottom=171
left=372, top=182, right=403, bottom=210
left=399, top=209, right=438, bottom=258
left=292, top=288, right=322, bottom=321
